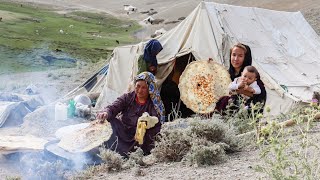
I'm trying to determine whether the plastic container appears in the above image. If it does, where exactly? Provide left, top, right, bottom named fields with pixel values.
left=67, top=100, right=76, bottom=118
left=74, top=94, right=91, bottom=106
left=55, top=102, right=68, bottom=121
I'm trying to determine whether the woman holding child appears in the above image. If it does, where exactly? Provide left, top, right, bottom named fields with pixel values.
left=215, top=43, right=267, bottom=114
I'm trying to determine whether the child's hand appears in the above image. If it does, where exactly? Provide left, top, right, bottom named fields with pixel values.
left=243, top=84, right=249, bottom=91
left=238, top=79, right=246, bottom=89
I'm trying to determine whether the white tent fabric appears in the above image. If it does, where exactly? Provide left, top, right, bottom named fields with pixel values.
left=95, top=2, right=320, bottom=115
left=95, top=44, right=143, bottom=108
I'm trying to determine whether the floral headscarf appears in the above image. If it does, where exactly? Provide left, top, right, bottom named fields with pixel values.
left=135, top=72, right=166, bottom=123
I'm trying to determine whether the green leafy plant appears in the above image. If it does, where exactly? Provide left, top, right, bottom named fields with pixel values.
left=223, top=96, right=264, bottom=135
left=256, top=105, right=320, bottom=179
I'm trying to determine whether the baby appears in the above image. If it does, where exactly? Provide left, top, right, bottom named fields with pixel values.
left=229, top=66, right=261, bottom=99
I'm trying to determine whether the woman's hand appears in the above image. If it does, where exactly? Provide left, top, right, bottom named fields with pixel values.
left=97, top=111, right=108, bottom=123
left=236, top=88, right=254, bottom=97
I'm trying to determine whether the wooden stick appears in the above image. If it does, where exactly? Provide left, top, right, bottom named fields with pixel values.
left=278, top=112, right=320, bottom=128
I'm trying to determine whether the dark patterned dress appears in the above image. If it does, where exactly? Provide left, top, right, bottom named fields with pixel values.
left=103, top=91, right=161, bottom=156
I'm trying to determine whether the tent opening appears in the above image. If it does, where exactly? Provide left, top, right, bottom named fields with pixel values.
left=160, top=53, right=195, bottom=121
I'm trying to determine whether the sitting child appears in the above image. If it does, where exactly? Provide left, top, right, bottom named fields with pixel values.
left=228, top=66, right=261, bottom=108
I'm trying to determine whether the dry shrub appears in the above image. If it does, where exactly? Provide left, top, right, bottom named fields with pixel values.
left=190, top=120, right=225, bottom=142
left=72, top=148, right=124, bottom=179
left=190, top=119, right=239, bottom=152
left=132, top=166, right=146, bottom=177
left=184, top=140, right=228, bottom=166
left=98, top=147, right=124, bottom=172
left=123, top=148, right=145, bottom=169
left=128, top=148, right=144, bottom=165
left=72, top=164, right=107, bottom=180
left=152, top=128, right=193, bottom=162
left=152, top=118, right=240, bottom=165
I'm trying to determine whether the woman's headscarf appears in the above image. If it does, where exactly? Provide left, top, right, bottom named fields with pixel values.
left=135, top=72, right=166, bottom=123
left=143, top=39, right=163, bottom=67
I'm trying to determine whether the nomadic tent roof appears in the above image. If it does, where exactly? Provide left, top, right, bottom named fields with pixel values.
left=74, top=2, right=320, bottom=115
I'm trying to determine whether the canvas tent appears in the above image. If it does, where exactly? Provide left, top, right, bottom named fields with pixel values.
left=69, top=2, right=320, bottom=116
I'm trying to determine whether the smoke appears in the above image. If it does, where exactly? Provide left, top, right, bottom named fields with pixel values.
left=3, top=147, right=101, bottom=179
left=19, top=152, right=66, bottom=179
left=0, top=44, right=97, bottom=178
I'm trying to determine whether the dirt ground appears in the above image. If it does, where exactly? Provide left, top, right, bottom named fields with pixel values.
left=91, top=150, right=266, bottom=180
left=1, top=0, right=320, bottom=179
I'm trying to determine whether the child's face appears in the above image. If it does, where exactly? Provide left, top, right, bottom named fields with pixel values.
left=241, top=69, right=257, bottom=85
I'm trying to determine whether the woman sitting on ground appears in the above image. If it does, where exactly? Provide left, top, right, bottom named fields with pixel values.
left=97, top=72, right=165, bottom=156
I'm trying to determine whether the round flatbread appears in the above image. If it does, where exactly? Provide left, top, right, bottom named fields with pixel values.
left=178, top=60, right=231, bottom=114
left=57, top=121, right=112, bottom=153
left=0, top=135, right=48, bottom=154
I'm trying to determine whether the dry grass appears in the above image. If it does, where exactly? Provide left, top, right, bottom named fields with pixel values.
left=183, top=140, right=228, bottom=166
left=152, top=127, right=193, bottom=162
left=126, top=148, right=145, bottom=167
left=152, top=118, right=240, bottom=166
left=72, top=164, right=110, bottom=180
left=72, top=148, right=124, bottom=179
left=98, top=148, right=124, bottom=172
left=190, top=119, right=239, bottom=152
